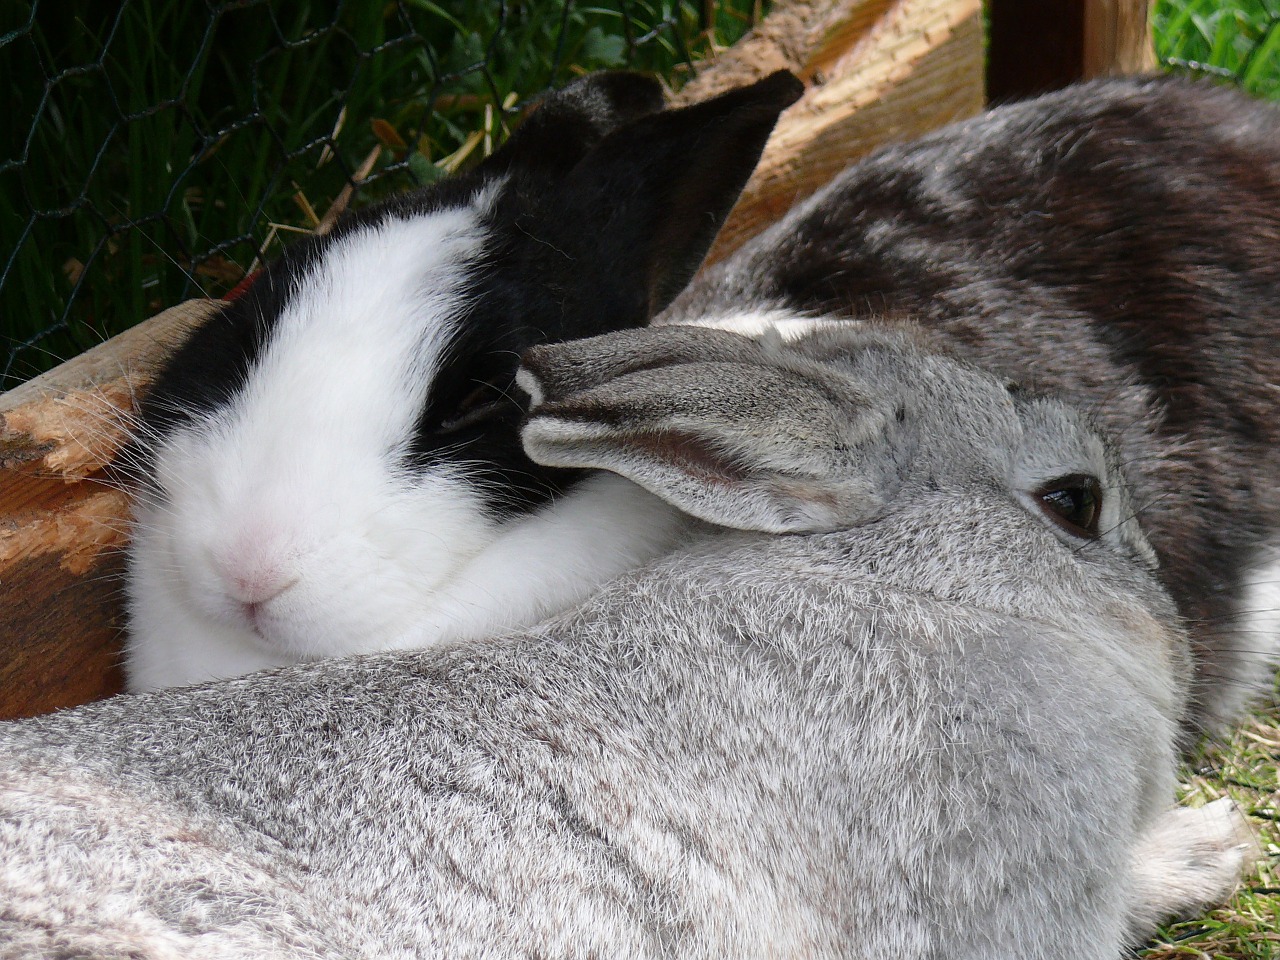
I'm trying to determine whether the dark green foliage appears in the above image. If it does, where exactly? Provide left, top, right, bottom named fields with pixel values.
left=0, top=0, right=763, bottom=384
left=3, top=2, right=1279, bottom=386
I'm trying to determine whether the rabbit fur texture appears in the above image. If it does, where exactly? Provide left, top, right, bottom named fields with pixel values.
left=1, top=323, right=1259, bottom=958
left=118, top=72, right=1280, bottom=743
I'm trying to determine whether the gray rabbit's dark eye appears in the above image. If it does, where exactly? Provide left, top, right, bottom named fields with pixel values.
left=1035, top=474, right=1102, bottom=539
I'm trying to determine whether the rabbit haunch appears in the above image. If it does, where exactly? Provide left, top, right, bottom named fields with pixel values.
left=120, top=70, right=802, bottom=691
left=0, top=324, right=1255, bottom=958
left=661, top=75, right=1280, bottom=733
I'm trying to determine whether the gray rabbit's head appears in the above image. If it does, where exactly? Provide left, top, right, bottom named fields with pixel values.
left=657, top=76, right=1280, bottom=735
left=522, top=323, right=1180, bottom=661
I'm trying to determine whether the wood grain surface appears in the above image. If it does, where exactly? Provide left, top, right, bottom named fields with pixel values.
left=1, top=302, right=216, bottom=717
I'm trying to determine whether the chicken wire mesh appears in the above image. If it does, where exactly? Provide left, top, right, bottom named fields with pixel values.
left=0, top=0, right=764, bottom=387
left=2, top=0, right=1278, bottom=388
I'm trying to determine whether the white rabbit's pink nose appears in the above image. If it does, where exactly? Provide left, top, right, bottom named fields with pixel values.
left=228, top=570, right=299, bottom=605
left=227, top=567, right=299, bottom=637
left=203, top=553, right=300, bottom=637
left=213, top=529, right=302, bottom=607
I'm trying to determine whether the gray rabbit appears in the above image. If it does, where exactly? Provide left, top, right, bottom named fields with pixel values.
left=662, top=76, right=1280, bottom=735
left=0, top=324, right=1254, bottom=958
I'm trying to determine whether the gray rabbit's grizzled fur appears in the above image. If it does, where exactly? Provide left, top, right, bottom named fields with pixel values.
left=0, top=325, right=1255, bottom=958
left=663, top=76, right=1280, bottom=734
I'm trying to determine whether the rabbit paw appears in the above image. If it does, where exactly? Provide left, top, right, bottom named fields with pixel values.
left=1125, top=797, right=1261, bottom=943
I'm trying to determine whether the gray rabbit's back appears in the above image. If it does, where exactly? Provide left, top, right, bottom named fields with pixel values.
left=0, top=536, right=1177, bottom=958
left=664, top=76, right=1280, bottom=731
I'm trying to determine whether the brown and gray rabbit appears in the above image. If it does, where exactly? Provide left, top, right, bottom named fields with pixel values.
left=662, top=75, right=1280, bottom=734
left=0, top=324, right=1256, bottom=958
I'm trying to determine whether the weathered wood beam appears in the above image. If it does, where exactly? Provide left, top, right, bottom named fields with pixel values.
left=1, top=302, right=218, bottom=716
left=679, top=0, right=985, bottom=262
left=1084, top=0, right=1156, bottom=78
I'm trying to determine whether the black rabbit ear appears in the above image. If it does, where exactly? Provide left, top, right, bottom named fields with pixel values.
left=478, top=72, right=667, bottom=180
left=553, top=70, right=803, bottom=324
left=497, top=70, right=800, bottom=339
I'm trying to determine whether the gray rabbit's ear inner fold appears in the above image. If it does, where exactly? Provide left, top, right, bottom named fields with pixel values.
left=521, top=353, right=889, bottom=534
left=523, top=414, right=878, bottom=535
left=520, top=325, right=775, bottom=406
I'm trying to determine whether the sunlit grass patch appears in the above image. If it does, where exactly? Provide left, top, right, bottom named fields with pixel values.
left=1143, top=699, right=1280, bottom=958
left=1154, top=0, right=1280, bottom=98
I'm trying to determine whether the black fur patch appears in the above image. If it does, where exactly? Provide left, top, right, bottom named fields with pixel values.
left=130, top=70, right=801, bottom=526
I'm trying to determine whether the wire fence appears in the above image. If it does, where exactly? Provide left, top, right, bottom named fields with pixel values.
left=0, top=0, right=763, bottom=387
left=2, top=0, right=1278, bottom=389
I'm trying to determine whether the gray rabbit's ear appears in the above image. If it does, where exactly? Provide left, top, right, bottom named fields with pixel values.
left=520, top=328, right=895, bottom=534
left=517, top=325, right=773, bottom=406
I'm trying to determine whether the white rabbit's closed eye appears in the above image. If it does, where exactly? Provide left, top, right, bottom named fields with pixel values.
left=120, top=70, right=802, bottom=692
left=435, top=381, right=511, bottom=434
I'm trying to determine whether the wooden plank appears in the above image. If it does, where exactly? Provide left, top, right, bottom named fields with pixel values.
left=987, top=0, right=1153, bottom=102
left=0, top=301, right=217, bottom=717
left=0, top=0, right=985, bottom=719
left=1084, top=0, right=1156, bottom=78
left=681, top=0, right=985, bottom=263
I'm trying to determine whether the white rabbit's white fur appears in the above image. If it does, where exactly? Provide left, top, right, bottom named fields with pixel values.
left=122, top=70, right=801, bottom=691
left=128, top=205, right=499, bottom=687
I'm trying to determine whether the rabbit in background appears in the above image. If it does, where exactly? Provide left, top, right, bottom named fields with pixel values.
left=117, top=70, right=802, bottom=692
left=0, top=323, right=1258, bottom=958
left=659, top=75, right=1280, bottom=735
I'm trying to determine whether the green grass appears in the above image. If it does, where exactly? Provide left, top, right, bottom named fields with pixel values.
left=1154, top=0, right=1280, bottom=98
left=0, top=0, right=764, bottom=385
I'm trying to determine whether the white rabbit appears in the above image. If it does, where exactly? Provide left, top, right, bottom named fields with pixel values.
left=2, top=323, right=1255, bottom=958
left=119, top=70, right=802, bottom=691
